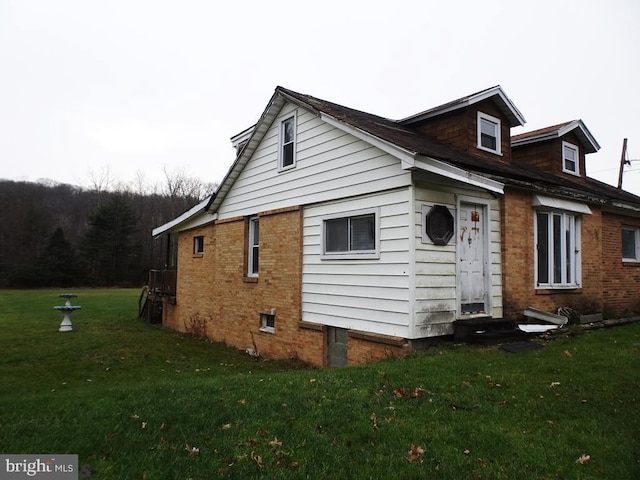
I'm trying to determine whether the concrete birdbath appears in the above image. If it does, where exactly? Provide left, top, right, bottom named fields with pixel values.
left=54, top=294, right=81, bottom=332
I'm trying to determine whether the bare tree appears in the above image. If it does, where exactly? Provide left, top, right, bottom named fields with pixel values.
left=88, top=166, right=114, bottom=193
left=162, top=166, right=214, bottom=214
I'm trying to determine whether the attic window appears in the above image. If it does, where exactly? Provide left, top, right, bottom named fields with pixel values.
left=279, top=113, right=297, bottom=171
left=562, top=141, right=580, bottom=175
left=477, top=112, right=502, bottom=155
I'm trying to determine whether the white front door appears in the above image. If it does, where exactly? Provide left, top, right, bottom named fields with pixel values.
left=458, top=201, right=489, bottom=316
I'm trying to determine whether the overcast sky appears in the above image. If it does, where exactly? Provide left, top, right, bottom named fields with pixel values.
left=1, top=0, right=639, bottom=195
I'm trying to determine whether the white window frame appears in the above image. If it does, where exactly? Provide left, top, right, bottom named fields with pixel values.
left=622, top=226, right=640, bottom=262
left=477, top=111, right=502, bottom=155
left=193, top=235, right=204, bottom=255
left=321, top=208, right=380, bottom=260
left=562, top=141, right=580, bottom=176
left=248, top=216, right=259, bottom=277
left=534, top=209, right=582, bottom=289
left=278, top=112, right=297, bottom=171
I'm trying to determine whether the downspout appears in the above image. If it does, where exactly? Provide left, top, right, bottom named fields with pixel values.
left=407, top=182, right=417, bottom=339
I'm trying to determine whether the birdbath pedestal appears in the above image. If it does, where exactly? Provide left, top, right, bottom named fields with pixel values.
left=54, top=294, right=81, bottom=332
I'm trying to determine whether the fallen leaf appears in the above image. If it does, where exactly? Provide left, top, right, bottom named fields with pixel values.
left=411, top=387, right=426, bottom=398
left=130, top=414, right=140, bottom=419
left=141, top=422, right=147, bottom=429
left=549, top=382, right=561, bottom=388
left=564, top=350, right=573, bottom=357
left=222, top=423, right=232, bottom=430
left=394, top=388, right=405, bottom=398
left=251, top=451, right=263, bottom=468
left=238, top=399, right=247, bottom=404
left=185, top=444, right=199, bottom=455
left=370, top=413, right=378, bottom=430
left=269, top=438, right=283, bottom=448
left=576, top=454, right=591, bottom=464
left=463, top=448, right=471, bottom=455
left=406, top=444, right=425, bottom=463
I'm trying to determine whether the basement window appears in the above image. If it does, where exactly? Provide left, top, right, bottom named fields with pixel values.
left=260, top=313, right=275, bottom=333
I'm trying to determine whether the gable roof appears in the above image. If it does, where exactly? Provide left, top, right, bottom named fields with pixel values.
left=398, top=85, right=526, bottom=128
left=154, top=87, right=640, bottom=237
left=511, top=119, right=600, bottom=153
left=206, top=86, right=510, bottom=212
left=202, top=86, right=639, bottom=219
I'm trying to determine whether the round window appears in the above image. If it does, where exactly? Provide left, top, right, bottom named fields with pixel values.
left=425, top=205, right=454, bottom=245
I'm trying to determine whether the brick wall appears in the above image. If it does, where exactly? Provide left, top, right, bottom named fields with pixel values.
left=501, top=187, right=603, bottom=318
left=601, top=212, right=640, bottom=314
left=512, top=132, right=587, bottom=185
left=162, top=207, right=330, bottom=365
left=161, top=206, right=421, bottom=367
left=347, top=332, right=410, bottom=364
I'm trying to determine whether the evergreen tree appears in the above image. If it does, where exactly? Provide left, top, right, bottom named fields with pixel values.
left=37, top=227, right=79, bottom=286
left=82, top=195, right=142, bottom=284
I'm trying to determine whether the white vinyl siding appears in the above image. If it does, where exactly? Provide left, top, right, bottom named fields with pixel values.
left=413, top=186, right=502, bottom=337
left=303, top=189, right=412, bottom=338
left=217, top=102, right=412, bottom=219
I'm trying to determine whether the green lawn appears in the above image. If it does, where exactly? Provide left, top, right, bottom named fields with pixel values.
left=1, top=289, right=638, bottom=479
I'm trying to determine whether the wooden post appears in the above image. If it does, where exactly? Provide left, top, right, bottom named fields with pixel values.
left=617, top=138, right=628, bottom=189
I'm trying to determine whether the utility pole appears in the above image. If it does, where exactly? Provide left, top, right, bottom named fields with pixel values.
left=617, top=138, right=629, bottom=189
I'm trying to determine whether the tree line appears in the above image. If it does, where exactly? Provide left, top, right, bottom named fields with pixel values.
left=0, top=171, right=215, bottom=288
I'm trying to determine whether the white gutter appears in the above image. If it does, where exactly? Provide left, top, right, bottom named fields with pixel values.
left=412, top=157, right=505, bottom=194
left=152, top=196, right=214, bottom=237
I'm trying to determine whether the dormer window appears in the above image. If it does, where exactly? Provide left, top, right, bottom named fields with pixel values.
left=477, top=112, right=501, bottom=155
left=562, top=141, right=579, bottom=175
left=279, top=113, right=297, bottom=171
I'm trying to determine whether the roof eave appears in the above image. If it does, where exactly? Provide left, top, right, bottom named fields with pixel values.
left=206, top=90, right=288, bottom=213
left=512, top=120, right=600, bottom=153
left=152, top=195, right=215, bottom=238
left=400, top=86, right=526, bottom=127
